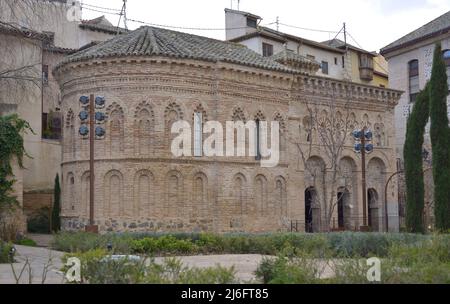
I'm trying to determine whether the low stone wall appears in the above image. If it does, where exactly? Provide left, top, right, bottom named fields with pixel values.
left=61, top=216, right=287, bottom=234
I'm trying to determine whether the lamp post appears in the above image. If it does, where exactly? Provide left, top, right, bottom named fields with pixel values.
left=353, top=127, right=373, bottom=231
left=79, top=94, right=106, bottom=233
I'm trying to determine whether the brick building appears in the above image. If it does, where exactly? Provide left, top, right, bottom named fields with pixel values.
left=55, top=26, right=401, bottom=233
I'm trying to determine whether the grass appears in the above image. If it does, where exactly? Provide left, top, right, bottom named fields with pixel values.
left=14, top=238, right=37, bottom=247
left=0, top=241, right=14, bottom=264
left=254, top=234, right=450, bottom=284
left=53, top=232, right=450, bottom=284
left=61, top=250, right=237, bottom=284
left=52, top=231, right=432, bottom=258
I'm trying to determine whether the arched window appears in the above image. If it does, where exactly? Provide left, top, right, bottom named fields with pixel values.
left=64, top=110, right=75, bottom=158
left=134, top=101, right=155, bottom=156
left=67, top=172, right=75, bottom=212
left=106, top=103, right=125, bottom=156
left=164, top=102, right=183, bottom=152
left=443, top=50, right=450, bottom=90
left=254, top=111, right=266, bottom=161
left=408, top=60, right=419, bottom=103
left=193, top=105, right=207, bottom=157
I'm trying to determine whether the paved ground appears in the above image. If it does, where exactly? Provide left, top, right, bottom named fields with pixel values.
left=0, top=242, right=267, bottom=283
left=1, top=235, right=334, bottom=284
left=0, top=245, right=65, bottom=284
left=154, top=255, right=267, bottom=283
left=28, top=234, right=54, bottom=248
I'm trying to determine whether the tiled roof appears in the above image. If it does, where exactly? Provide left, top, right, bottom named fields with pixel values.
left=381, top=10, right=450, bottom=55
left=271, top=49, right=320, bottom=74
left=230, top=27, right=346, bottom=54
left=79, top=16, right=128, bottom=35
left=44, top=44, right=76, bottom=54
left=0, top=23, right=47, bottom=40
left=59, top=26, right=300, bottom=73
left=322, top=39, right=374, bottom=56
left=271, top=49, right=320, bottom=66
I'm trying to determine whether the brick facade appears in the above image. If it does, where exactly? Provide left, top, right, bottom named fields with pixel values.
left=55, top=53, right=401, bottom=233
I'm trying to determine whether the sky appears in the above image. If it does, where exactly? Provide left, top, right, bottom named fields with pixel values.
left=80, top=0, right=450, bottom=52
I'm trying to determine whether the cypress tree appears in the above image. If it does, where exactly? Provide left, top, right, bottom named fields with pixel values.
left=429, top=43, right=450, bottom=231
left=51, top=174, right=61, bottom=232
left=404, top=84, right=429, bottom=233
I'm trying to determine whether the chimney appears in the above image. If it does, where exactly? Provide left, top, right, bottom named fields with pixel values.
left=225, top=8, right=261, bottom=41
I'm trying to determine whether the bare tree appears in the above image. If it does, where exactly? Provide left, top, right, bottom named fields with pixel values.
left=0, top=0, right=61, bottom=105
left=292, top=81, right=354, bottom=232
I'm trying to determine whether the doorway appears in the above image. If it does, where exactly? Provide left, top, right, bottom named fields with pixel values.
left=368, top=188, right=379, bottom=232
left=305, top=187, right=316, bottom=233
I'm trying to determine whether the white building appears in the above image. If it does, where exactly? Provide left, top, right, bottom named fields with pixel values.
left=225, top=8, right=389, bottom=87
left=381, top=10, right=450, bottom=160
left=0, top=0, right=125, bottom=210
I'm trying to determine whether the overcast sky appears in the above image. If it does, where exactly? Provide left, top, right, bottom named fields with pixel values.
left=80, top=0, right=450, bottom=52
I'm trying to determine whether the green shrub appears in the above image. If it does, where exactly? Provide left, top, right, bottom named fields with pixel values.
left=254, top=257, right=278, bottom=284
left=290, top=234, right=450, bottom=284
left=144, top=257, right=237, bottom=284
left=62, top=249, right=147, bottom=284
left=15, top=238, right=37, bottom=247
left=131, top=236, right=198, bottom=255
left=0, top=241, right=14, bottom=264
left=255, top=252, right=324, bottom=284
left=62, top=250, right=237, bottom=284
left=53, top=232, right=439, bottom=259
left=53, top=232, right=134, bottom=254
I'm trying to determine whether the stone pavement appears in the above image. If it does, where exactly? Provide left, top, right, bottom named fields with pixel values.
left=0, top=243, right=266, bottom=284
left=27, top=234, right=54, bottom=248
left=0, top=245, right=66, bottom=284
left=154, top=254, right=267, bottom=283
left=0, top=242, right=337, bottom=284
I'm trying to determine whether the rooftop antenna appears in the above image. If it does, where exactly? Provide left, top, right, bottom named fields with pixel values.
left=238, top=0, right=240, bottom=11
left=116, top=0, right=128, bottom=35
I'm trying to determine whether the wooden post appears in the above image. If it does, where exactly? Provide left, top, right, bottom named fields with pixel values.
left=85, top=94, right=98, bottom=234
left=360, top=127, right=369, bottom=231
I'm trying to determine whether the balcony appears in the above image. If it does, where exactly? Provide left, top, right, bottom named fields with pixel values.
left=42, top=112, right=62, bottom=140
left=359, top=67, right=374, bottom=81
left=359, top=53, right=374, bottom=81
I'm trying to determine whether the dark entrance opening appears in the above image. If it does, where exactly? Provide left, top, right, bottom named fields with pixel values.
left=305, top=188, right=314, bottom=233
left=337, top=192, right=345, bottom=229
left=368, top=189, right=379, bottom=231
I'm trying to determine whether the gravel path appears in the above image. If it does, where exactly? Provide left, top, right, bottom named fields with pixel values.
left=0, top=245, right=65, bottom=284
left=154, top=254, right=267, bottom=283
left=0, top=244, right=267, bottom=284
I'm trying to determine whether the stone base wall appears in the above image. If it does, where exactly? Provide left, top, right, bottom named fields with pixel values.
left=62, top=216, right=288, bottom=234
